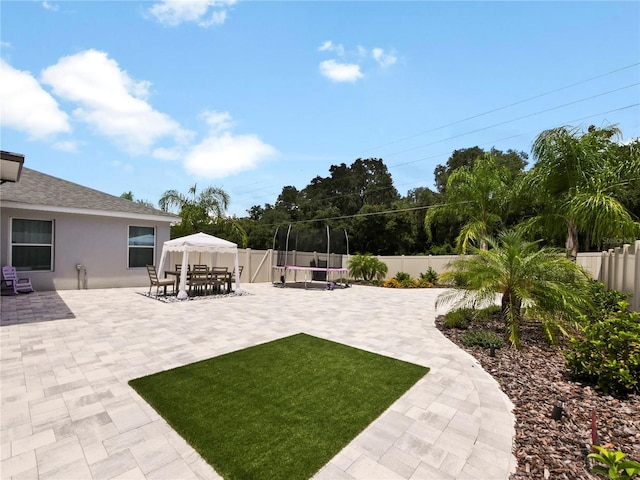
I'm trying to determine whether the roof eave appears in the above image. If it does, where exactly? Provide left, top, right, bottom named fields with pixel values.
left=0, top=201, right=181, bottom=224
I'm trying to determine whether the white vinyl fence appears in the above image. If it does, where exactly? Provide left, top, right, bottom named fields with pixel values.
left=597, top=240, right=640, bottom=312
left=172, top=242, right=639, bottom=311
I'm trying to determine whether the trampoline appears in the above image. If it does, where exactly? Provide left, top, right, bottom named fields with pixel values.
left=272, top=225, right=349, bottom=289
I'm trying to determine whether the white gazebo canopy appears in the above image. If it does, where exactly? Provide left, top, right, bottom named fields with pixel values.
left=157, top=232, right=241, bottom=299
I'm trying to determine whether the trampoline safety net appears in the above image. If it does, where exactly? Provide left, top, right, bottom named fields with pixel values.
left=272, top=225, right=349, bottom=270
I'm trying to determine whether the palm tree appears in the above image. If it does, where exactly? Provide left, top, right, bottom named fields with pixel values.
left=424, top=154, right=509, bottom=253
left=159, top=184, right=232, bottom=236
left=526, top=125, right=640, bottom=259
left=348, top=254, right=388, bottom=282
left=437, top=231, right=591, bottom=349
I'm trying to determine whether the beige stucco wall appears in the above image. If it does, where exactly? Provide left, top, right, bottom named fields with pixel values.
left=1, top=207, right=172, bottom=291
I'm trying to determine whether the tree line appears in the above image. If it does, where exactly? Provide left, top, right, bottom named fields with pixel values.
left=127, top=124, right=640, bottom=257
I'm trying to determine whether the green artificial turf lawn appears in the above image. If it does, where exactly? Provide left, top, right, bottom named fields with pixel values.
left=129, top=333, right=428, bottom=480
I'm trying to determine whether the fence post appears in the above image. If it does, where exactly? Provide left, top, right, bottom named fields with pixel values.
left=608, top=249, right=615, bottom=289
left=245, top=248, right=251, bottom=284
left=599, top=250, right=607, bottom=283
left=622, top=244, right=630, bottom=293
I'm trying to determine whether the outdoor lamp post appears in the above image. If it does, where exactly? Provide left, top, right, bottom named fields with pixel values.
left=489, top=343, right=496, bottom=357
left=551, top=397, right=565, bottom=421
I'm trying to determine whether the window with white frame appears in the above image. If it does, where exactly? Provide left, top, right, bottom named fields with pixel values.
left=11, top=218, right=54, bottom=271
left=128, top=226, right=155, bottom=268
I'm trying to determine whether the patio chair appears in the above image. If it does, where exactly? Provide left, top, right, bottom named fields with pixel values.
left=146, top=265, right=175, bottom=296
left=208, top=271, right=228, bottom=294
left=1, top=266, right=35, bottom=294
left=188, top=270, right=210, bottom=296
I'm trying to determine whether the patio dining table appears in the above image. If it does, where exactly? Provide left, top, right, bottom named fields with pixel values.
left=164, top=269, right=233, bottom=295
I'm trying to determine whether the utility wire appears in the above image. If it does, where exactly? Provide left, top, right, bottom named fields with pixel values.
left=230, top=64, right=639, bottom=195
left=389, top=103, right=640, bottom=169
left=356, top=62, right=640, bottom=155
left=254, top=103, right=640, bottom=226
left=249, top=103, right=640, bottom=208
left=380, top=83, right=639, bottom=159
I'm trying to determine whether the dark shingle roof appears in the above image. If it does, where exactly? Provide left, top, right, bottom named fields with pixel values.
left=0, top=167, right=180, bottom=221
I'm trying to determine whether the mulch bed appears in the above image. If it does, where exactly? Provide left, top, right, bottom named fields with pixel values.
left=435, top=316, right=640, bottom=479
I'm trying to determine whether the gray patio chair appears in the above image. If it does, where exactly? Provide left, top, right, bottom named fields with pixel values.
left=188, top=269, right=210, bottom=296
left=146, top=265, right=175, bottom=296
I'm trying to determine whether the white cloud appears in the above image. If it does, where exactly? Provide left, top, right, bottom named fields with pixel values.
left=372, top=47, right=397, bottom=68
left=152, top=147, right=183, bottom=161
left=147, top=0, right=236, bottom=27
left=0, top=59, right=71, bottom=138
left=1, top=41, right=12, bottom=48
left=53, top=140, right=79, bottom=152
left=201, top=109, right=234, bottom=133
left=317, top=43, right=398, bottom=83
left=318, top=40, right=332, bottom=52
left=185, top=133, right=276, bottom=178
left=40, top=49, right=191, bottom=154
left=318, top=40, right=344, bottom=57
left=319, top=59, right=363, bottom=83
left=42, top=1, right=59, bottom=11
left=183, top=112, right=276, bottom=178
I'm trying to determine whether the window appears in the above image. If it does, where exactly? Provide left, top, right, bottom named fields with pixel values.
left=128, top=226, right=155, bottom=268
left=11, top=219, right=54, bottom=271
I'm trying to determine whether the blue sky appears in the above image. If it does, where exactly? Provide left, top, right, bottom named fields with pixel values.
left=2, top=1, right=639, bottom=217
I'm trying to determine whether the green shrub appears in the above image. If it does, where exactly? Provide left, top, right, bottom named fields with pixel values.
left=416, top=278, right=434, bottom=288
left=460, top=330, right=505, bottom=349
left=348, top=254, right=388, bottom=282
left=565, top=307, right=640, bottom=396
left=443, top=308, right=474, bottom=329
left=401, top=278, right=418, bottom=288
left=452, top=271, right=469, bottom=287
left=395, top=272, right=411, bottom=282
left=474, top=305, right=502, bottom=322
left=586, top=280, right=629, bottom=321
left=382, top=278, right=400, bottom=288
left=420, top=267, right=439, bottom=284
left=588, top=445, right=640, bottom=480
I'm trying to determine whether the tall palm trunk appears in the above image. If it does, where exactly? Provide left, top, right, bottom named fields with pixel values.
left=566, top=221, right=579, bottom=261
left=501, top=289, right=523, bottom=348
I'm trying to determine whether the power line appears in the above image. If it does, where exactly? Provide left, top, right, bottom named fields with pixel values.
left=258, top=202, right=467, bottom=228
left=380, top=83, right=640, bottom=159
left=229, top=64, right=639, bottom=197
left=252, top=103, right=640, bottom=224
left=356, top=62, right=640, bottom=156
left=242, top=103, right=640, bottom=208
left=389, top=103, right=640, bottom=169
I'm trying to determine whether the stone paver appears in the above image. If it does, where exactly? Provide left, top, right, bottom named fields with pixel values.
left=1, top=284, right=516, bottom=479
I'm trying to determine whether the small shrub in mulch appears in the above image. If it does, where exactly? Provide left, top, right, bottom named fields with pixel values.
left=435, top=313, right=640, bottom=480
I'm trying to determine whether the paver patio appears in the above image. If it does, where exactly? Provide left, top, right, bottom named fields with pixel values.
left=1, top=283, right=516, bottom=479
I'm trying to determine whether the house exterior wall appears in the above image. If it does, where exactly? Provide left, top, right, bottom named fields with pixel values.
left=1, top=207, right=172, bottom=290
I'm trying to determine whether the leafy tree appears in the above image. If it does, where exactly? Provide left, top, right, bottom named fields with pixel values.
left=158, top=184, right=247, bottom=242
left=434, top=147, right=484, bottom=194
left=434, top=146, right=527, bottom=193
left=351, top=203, right=416, bottom=255
left=437, top=231, right=591, bottom=348
left=525, top=125, right=640, bottom=258
left=425, top=154, right=510, bottom=253
left=120, top=191, right=155, bottom=208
